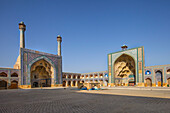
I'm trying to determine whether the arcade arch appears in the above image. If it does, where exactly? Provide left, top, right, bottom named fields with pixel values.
left=0, top=72, right=7, bottom=77
left=63, top=81, right=66, bottom=87
left=0, top=80, right=7, bottom=89
left=167, top=69, right=170, bottom=74
left=73, top=81, right=76, bottom=86
left=11, top=73, right=18, bottom=77
left=11, top=80, right=18, bottom=89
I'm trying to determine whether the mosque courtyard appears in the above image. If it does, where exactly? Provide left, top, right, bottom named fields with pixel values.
left=0, top=88, right=170, bottom=113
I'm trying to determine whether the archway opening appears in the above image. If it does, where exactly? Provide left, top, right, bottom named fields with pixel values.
left=145, top=78, right=152, bottom=87
left=0, top=72, right=7, bottom=77
left=31, top=59, right=54, bottom=88
left=11, top=73, right=18, bottom=77
left=155, top=71, right=163, bottom=87
left=0, top=80, right=7, bottom=89
left=104, top=80, right=108, bottom=86
left=73, top=81, right=76, bottom=86
left=99, top=74, right=103, bottom=78
left=11, top=80, right=18, bottom=89
left=33, top=82, right=39, bottom=87
left=90, top=75, right=93, bottom=78
left=86, top=75, right=88, bottom=78
left=63, top=81, right=66, bottom=87
left=77, top=75, right=80, bottom=79
left=90, top=80, right=93, bottom=83
left=167, top=69, right=170, bottom=74
left=73, top=75, right=76, bottom=79
left=114, top=54, right=136, bottom=86
left=68, top=81, right=71, bottom=86
left=62, top=74, right=66, bottom=79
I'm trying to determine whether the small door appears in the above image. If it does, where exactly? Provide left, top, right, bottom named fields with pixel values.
left=11, top=81, right=18, bottom=89
left=146, top=78, right=152, bottom=87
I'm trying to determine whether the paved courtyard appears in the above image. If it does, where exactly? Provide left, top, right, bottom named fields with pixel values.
left=0, top=88, right=170, bottom=113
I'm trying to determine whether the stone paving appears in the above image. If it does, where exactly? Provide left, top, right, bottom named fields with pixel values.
left=0, top=88, right=170, bottom=113
left=79, top=88, right=170, bottom=99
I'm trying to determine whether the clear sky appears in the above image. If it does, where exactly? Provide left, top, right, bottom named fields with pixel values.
left=0, top=0, right=170, bottom=73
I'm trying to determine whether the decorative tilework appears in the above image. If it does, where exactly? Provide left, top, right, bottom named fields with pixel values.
left=10, top=78, right=19, bottom=81
left=21, top=48, right=62, bottom=86
left=138, top=48, right=142, bottom=61
left=166, top=75, right=170, bottom=79
left=144, top=76, right=152, bottom=80
left=0, top=70, right=8, bottom=73
left=10, top=70, right=19, bottom=75
left=166, top=67, right=170, bottom=70
left=108, top=47, right=146, bottom=85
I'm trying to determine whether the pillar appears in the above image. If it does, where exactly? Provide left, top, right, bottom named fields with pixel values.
left=66, top=81, right=68, bottom=87
left=19, top=22, right=26, bottom=48
left=57, top=35, right=62, bottom=56
left=97, top=73, right=99, bottom=82
left=76, top=81, right=78, bottom=87
left=71, top=81, right=73, bottom=87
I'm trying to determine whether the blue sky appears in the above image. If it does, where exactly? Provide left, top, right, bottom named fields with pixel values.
left=0, top=0, right=170, bottom=73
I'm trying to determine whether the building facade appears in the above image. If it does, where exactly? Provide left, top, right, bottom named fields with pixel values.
left=62, top=71, right=108, bottom=87
left=0, top=23, right=169, bottom=89
left=108, top=45, right=170, bottom=87
left=0, top=22, right=63, bottom=89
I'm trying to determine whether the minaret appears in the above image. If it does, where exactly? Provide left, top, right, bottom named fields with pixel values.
left=14, top=22, right=26, bottom=69
left=19, top=21, right=26, bottom=48
left=57, top=35, right=62, bottom=56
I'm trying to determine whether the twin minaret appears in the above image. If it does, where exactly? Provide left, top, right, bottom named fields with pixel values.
left=18, top=22, right=62, bottom=56
left=19, top=22, right=26, bottom=48
left=57, top=35, right=62, bottom=56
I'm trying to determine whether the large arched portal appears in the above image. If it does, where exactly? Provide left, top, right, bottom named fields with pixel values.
left=114, top=54, right=136, bottom=86
left=31, top=59, right=54, bottom=88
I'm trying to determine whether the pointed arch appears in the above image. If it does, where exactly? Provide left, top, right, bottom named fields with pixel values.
left=11, top=72, right=18, bottom=77
left=145, top=78, right=152, bottom=87
left=0, top=80, right=7, bottom=89
left=167, top=69, right=170, bottom=74
left=113, top=54, right=136, bottom=86
left=10, top=80, right=18, bottom=89
left=27, top=56, right=57, bottom=86
left=0, top=72, right=7, bottom=77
